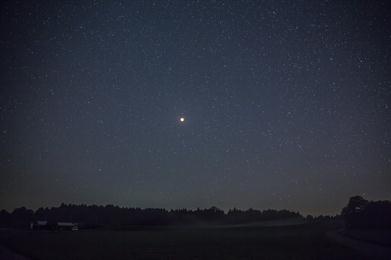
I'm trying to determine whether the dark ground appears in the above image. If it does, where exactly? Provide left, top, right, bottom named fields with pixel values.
left=0, top=225, right=366, bottom=260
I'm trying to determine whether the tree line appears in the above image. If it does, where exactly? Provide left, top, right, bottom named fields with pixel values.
left=0, top=204, right=302, bottom=229
left=1, top=196, right=390, bottom=229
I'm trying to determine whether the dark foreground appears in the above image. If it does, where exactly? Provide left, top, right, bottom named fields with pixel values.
left=0, top=225, right=364, bottom=260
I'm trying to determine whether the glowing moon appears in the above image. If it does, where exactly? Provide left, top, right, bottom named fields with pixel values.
left=179, top=117, right=185, bottom=122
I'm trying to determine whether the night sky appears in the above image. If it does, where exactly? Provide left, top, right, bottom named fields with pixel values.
left=1, top=0, right=390, bottom=215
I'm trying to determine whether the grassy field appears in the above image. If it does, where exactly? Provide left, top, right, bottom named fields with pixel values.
left=0, top=225, right=362, bottom=260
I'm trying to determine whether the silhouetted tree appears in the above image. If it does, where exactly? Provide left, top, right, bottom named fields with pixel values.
left=11, top=207, right=34, bottom=228
left=0, top=210, right=11, bottom=227
left=342, top=196, right=391, bottom=229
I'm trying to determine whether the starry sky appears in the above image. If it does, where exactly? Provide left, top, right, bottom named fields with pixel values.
left=1, top=0, right=390, bottom=215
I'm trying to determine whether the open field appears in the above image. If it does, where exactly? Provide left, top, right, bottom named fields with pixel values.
left=0, top=225, right=364, bottom=260
left=344, top=229, right=391, bottom=247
